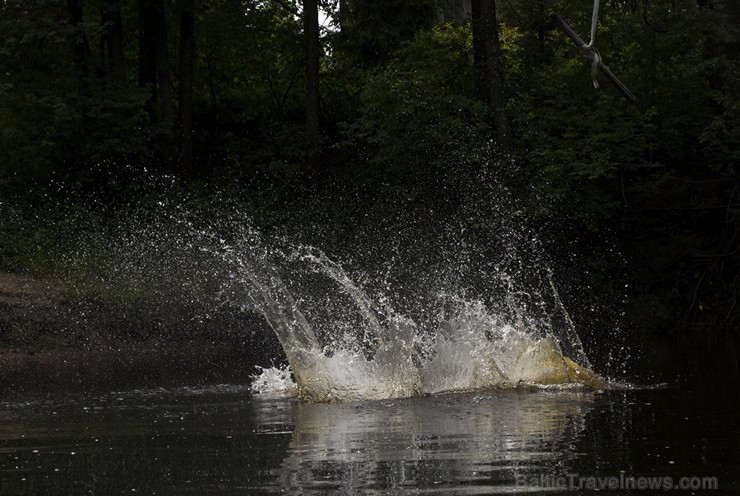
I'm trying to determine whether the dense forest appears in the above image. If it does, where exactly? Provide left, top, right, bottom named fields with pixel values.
left=0, top=0, right=738, bottom=349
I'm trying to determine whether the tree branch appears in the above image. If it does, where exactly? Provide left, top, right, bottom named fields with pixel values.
left=550, top=12, right=638, bottom=102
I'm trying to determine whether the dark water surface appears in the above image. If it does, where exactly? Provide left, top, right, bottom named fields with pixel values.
left=1, top=380, right=738, bottom=495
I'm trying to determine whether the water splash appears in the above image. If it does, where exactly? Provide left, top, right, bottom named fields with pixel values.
left=249, top=364, right=297, bottom=395
left=26, top=186, right=610, bottom=402
left=212, top=231, right=608, bottom=401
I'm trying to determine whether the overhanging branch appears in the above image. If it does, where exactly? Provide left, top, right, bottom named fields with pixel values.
left=550, top=12, right=638, bottom=102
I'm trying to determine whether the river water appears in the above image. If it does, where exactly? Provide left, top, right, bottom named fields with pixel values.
left=1, top=208, right=738, bottom=493
left=1, top=377, right=737, bottom=495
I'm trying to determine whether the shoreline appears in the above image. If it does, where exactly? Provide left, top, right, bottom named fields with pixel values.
left=0, top=271, right=282, bottom=398
left=0, top=340, right=266, bottom=399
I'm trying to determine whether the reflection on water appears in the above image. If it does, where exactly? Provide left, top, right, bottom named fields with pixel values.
left=274, top=391, right=593, bottom=493
left=0, top=384, right=738, bottom=495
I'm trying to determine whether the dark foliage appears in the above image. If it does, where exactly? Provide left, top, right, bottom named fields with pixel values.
left=0, top=0, right=737, bottom=339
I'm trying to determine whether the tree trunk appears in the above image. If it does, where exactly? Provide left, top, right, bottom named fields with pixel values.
left=154, top=0, right=173, bottom=122
left=480, top=0, right=509, bottom=149
left=101, top=0, right=125, bottom=82
left=303, top=0, right=321, bottom=154
left=471, top=0, right=488, bottom=102
left=699, top=0, right=740, bottom=93
left=178, top=0, right=195, bottom=175
left=66, top=0, right=93, bottom=91
left=338, top=0, right=351, bottom=31
left=138, top=0, right=157, bottom=107
left=138, top=0, right=172, bottom=122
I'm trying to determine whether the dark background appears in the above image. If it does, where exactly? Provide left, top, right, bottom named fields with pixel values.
left=0, top=0, right=738, bottom=385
